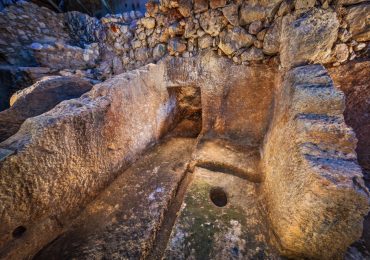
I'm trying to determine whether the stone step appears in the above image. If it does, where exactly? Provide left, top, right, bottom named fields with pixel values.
left=290, top=83, right=345, bottom=116
left=288, top=65, right=334, bottom=87
left=191, top=138, right=261, bottom=182
left=299, top=142, right=357, bottom=162
left=294, top=113, right=357, bottom=155
left=304, top=154, right=365, bottom=191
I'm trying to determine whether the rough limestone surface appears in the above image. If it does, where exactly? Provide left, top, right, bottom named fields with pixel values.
left=329, top=60, right=370, bottom=173
left=263, top=17, right=282, bottom=55
left=218, top=27, right=255, bottom=55
left=239, top=0, right=282, bottom=25
left=0, top=63, right=174, bottom=258
left=164, top=167, right=280, bottom=259
left=280, top=8, right=339, bottom=68
left=346, top=3, right=370, bottom=42
left=262, top=64, right=369, bottom=259
left=34, top=138, right=196, bottom=260
left=166, top=52, right=277, bottom=145
left=0, top=76, right=92, bottom=143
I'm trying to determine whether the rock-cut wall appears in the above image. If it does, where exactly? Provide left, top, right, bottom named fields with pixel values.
left=262, top=64, right=369, bottom=259
left=0, top=63, right=175, bottom=259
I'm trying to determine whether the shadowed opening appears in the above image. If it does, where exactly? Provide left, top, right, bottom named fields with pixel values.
left=12, top=226, right=26, bottom=239
left=210, top=187, right=228, bottom=207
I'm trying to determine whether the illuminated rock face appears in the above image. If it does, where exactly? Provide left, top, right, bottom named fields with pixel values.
left=0, top=0, right=369, bottom=259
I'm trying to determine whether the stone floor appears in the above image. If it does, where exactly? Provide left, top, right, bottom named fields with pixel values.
left=164, top=167, right=281, bottom=260
left=35, top=137, right=196, bottom=259
left=34, top=135, right=284, bottom=259
left=33, top=135, right=369, bottom=259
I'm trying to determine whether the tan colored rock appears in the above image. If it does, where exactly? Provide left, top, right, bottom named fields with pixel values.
left=0, top=76, right=92, bottom=143
left=141, top=17, right=156, bottom=29
left=199, top=9, right=228, bottom=36
left=222, top=4, right=239, bottom=26
left=338, top=28, right=352, bottom=42
left=239, top=0, right=282, bottom=26
left=329, top=60, right=370, bottom=173
left=184, top=18, right=198, bottom=38
left=346, top=3, right=370, bottom=42
left=168, top=38, right=187, bottom=54
left=135, top=47, right=150, bottom=61
left=263, top=17, right=282, bottom=55
left=241, top=47, right=265, bottom=61
left=249, top=20, right=264, bottom=35
left=294, top=0, right=316, bottom=9
left=280, top=8, right=339, bottom=68
left=338, top=0, right=369, bottom=5
left=277, top=0, right=293, bottom=16
left=177, top=0, right=192, bottom=17
left=198, top=34, right=213, bottom=49
left=334, top=43, right=349, bottom=63
left=257, top=28, right=267, bottom=41
left=262, top=64, right=369, bottom=259
left=210, top=0, right=226, bottom=9
left=193, top=0, right=208, bottom=13
left=145, top=1, right=159, bottom=17
left=0, top=63, right=174, bottom=258
left=159, top=28, right=170, bottom=42
left=166, top=52, right=278, bottom=144
left=168, top=22, right=185, bottom=37
left=218, top=27, right=255, bottom=55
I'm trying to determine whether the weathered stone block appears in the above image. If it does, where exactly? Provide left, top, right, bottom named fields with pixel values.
left=193, top=0, right=208, bottom=13
left=280, top=8, right=339, bottom=68
left=346, top=3, right=370, bottom=42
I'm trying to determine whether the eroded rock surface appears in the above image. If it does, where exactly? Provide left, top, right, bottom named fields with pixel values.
left=262, top=64, right=369, bottom=259
left=0, top=63, right=174, bottom=259
left=164, top=167, right=280, bottom=259
left=280, top=8, right=339, bottom=68
left=329, top=59, right=370, bottom=174
left=35, top=138, right=195, bottom=260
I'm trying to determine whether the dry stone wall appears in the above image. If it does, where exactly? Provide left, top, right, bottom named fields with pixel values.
left=0, top=2, right=70, bottom=65
left=0, top=0, right=369, bottom=81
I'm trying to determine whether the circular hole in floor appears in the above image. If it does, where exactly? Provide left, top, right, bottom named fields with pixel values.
left=210, top=187, right=228, bottom=207
left=12, top=226, right=26, bottom=239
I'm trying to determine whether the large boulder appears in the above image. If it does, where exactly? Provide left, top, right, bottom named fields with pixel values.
left=0, top=76, right=92, bottom=143
left=345, top=3, right=370, bottom=42
left=280, top=8, right=339, bottom=68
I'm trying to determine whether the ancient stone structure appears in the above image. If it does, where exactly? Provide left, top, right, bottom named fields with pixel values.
left=0, top=0, right=369, bottom=259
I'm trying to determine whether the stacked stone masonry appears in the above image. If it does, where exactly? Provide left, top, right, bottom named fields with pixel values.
left=0, top=0, right=369, bottom=82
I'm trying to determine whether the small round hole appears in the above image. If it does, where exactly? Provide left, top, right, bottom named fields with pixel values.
left=210, top=187, right=228, bottom=207
left=12, top=226, right=26, bottom=238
